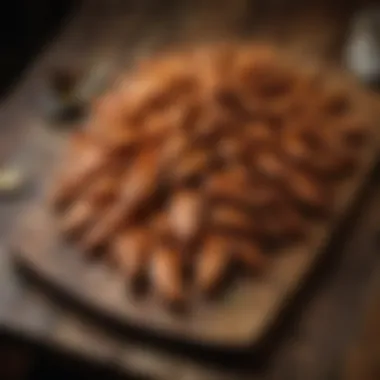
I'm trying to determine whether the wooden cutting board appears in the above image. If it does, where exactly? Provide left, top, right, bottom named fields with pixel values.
left=9, top=77, right=380, bottom=351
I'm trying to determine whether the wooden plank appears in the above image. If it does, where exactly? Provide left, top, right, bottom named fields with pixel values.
left=10, top=16, right=380, bottom=350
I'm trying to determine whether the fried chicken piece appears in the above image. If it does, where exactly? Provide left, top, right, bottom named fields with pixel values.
left=281, top=126, right=312, bottom=164
left=206, top=169, right=281, bottom=211
left=89, top=92, right=141, bottom=148
left=194, top=234, right=232, bottom=296
left=125, top=57, right=199, bottom=125
left=150, top=212, right=172, bottom=242
left=209, top=204, right=256, bottom=237
left=248, top=178, right=283, bottom=209
left=150, top=244, right=184, bottom=307
left=60, top=170, right=120, bottom=237
left=167, top=190, right=204, bottom=246
left=254, top=149, right=287, bottom=181
left=159, top=132, right=188, bottom=169
left=205, top=169, right=250, bottom=202
left=60, top=200, right=96, bottom=236
left=171, top=149, right=210, bottom=185
left=244, top=121, right=273, bottom=148
left=217, top=136, right=245, bottom=164
left=281, top=126, right=354, bottom=177
left=111, top=228, right=151, bottom=285
left=143, top=102, right=200, bottom=137
left=85, top=174, right=119, bottom=205
left=81, top=148, right=161, bottom=249
left=284, top=168, right=332, bottom=214
left=50, top=132, right=108, bottom=208
left=191, top=108, right=231, bottom=147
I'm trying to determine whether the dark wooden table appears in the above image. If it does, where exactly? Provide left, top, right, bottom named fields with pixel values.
left=1, top=1, right=380, bottom=379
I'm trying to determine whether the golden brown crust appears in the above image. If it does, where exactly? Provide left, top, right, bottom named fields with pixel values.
left=50, top=133, right=109, bottom=208
left=168, top=190, right=204, bottom=246
left=150, top=244, right=185, bottom=307
left=111, top=228, right=151, bottom=283
left=194, top=235, right=231, bottom=296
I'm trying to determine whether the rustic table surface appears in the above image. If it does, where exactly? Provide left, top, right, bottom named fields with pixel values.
left=0, top=1, right=380, bottom=379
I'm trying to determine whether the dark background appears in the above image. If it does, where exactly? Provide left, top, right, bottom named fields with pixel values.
left=0, top=0, right=75, bottom=99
